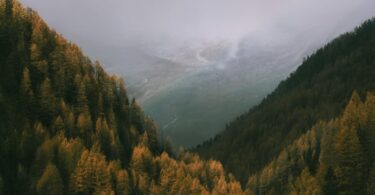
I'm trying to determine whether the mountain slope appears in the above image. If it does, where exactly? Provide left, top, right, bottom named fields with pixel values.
left=143, top=36, right=312, bottom=147
left=0, top=1, right=244, bottom=194
left=246, top=92, right=375, bottom=194
left=195, top=18, right=375, bottom=184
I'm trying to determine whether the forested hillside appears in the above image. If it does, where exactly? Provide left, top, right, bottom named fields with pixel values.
left=196, top=18, right=375, bottom=184
left=246, top=92, right=375, bottom=194
left=3, top=0, right=375, bottom=194
left=0, top=1, right=244, bottom=194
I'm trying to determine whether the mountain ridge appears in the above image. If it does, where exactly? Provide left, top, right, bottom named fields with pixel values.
left=195, top=17, right=375, bottom=184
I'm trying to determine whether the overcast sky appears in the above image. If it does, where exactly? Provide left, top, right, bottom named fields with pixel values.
left=19, top=0, right=375, bottom=59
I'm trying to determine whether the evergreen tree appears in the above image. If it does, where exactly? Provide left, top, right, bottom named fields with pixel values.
left=39, top=78, right=56, bottom=124
left=334, top=124, right=365, bottom=193
left=20, top=67, right=35, bottom=116
left=130, top=98, right=144, bottom=132
left=95, top=116, right=111, bottom=157
left=36, top=163, right=64, bottom=195
left=70, top=150, right=112, bottom=194
left=20, top=67, right=33, bottom=100
left=116, top=170, right=130, bottom=195
left=362, top=93, right=375, bottom=163
left=367, top=163, right=375, bottom=194
left=65, top=111, right=75, bottom=137
left=52, top=116, right=64, bottom=134
left=0, top=176, right=3, bottom=195
left=322, top=166, right=338, bottom=195
left=340, top=91, right=364, bottom=129
left=144, top=118, right=159, bottom=153
left=76, top=79, right=89, bottom=114
left=5, top=0, right=13, bottom=19
left=76, top=111, right=92, bottom=146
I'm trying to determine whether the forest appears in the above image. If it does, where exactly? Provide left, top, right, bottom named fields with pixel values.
left=0, top=1, right=244, bottom=194
left=1, top=0, right=375, bottom=194
left=196, top=16, right=375, bottom=185
left=246, top=92, right=375, bottom=194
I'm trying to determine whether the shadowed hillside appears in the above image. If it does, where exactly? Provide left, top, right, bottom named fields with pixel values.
left=196, top=18, right=375, bottom=184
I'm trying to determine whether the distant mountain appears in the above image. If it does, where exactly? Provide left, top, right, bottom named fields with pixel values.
left=100, top=47, right=194, bottom=103
left=195, top=18, right=375, bottom=185
left=142, top=36, right=315, bottom=147
left=77, top=9, right=374, bottom=148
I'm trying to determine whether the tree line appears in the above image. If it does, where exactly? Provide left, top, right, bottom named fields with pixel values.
left=0, top=1, right=245, bottom=194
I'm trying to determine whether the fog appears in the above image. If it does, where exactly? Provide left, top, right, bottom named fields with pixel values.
left=18, top=0, right=375, bottom=147
left=19, top=0, right=375, bottom=58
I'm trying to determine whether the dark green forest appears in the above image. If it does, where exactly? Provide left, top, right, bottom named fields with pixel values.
left=0, top=1, right=244, bottom=194
left=196, top=17, right=375, bottom=185
left=245, top=92, right=375, bottom=194
left=2, top=0, right=375, bottom=194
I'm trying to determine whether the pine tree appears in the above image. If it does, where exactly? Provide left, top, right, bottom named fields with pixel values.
left=65, top=111, right=75, bottom=138
left=36, top=163, right=64, bottom=195
left=76, top=80, right=89, bottom=114
left=333, top=92, right=366, bottom=194
left=20, top=67, right=35, bottom=114
left=70, top=150, right=112, bottom=194
left=95, top=116, right=111, bottom=157
left=367, top=163, right=375, bottom=194
left=20, top=67, right=33, bottom=99
left=362, top=93, right=375, bottom=163
left=117, top=79, right=129, bottom=106
left=116, top=170, right=130, bottom=195
left=52, top=116, right=64, bottom=134
left=130, top=98, right=144, bottom=132
left=76, top=111, right=92, bottom=146
left=335, top=124, right=365, bottom=193
left=340, top=91, right=363, bottom=129
left=39, top=78, right=56, bottom=124
left=322, top=166, right=338, bottom=195
left=5, top=0, right=13, bottom=20
left=144, top=118, right=159, bottom=153
left=0, top=175, right=4, bottom=195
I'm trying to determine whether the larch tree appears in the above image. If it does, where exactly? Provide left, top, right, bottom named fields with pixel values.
left=115, top=170, right=130, bottom=195
left=368, top=163, right=375, bottom=194
left=70, top=150, right=112, bottom=194
left=95, top=116, right=111, bottom=155
left=76, top=80, right=89, bottom=114
left=335, top=122, right=365, bottom=193
left=36, top=163, right=64, bottom=195
left=52, top=116, right=64, bottom=134
left=362, top=93, right=375, bottom=163
left=322, top=166, right=338, bottom=195
left=20, top=67, right=33, bottom=100
left=39, top=78, right=56, bottom=124
left=76, top=111, right=92, bottom=146
left=20, top=67, right=35, bottom=116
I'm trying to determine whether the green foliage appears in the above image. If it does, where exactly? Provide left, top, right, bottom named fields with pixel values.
left=322, top=167, right=338, bottom=195
left=0, top=1, right=156, bottom=193
left=3, top=1, right=375, bottom=194
left=196, top=17, right=375, bottom=184
left=38, top=78, right=57, bottom=124
left=0, top=2, right=246, bottom=194
left=244, top=92, right=375, bottom=194
left=0, top=175, right=3, bottom=195
left=368, top=163, right=375, bottom=194
left=20, top=67, right=34, bottom=102
left=335, top=122, right=365, bottom=193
